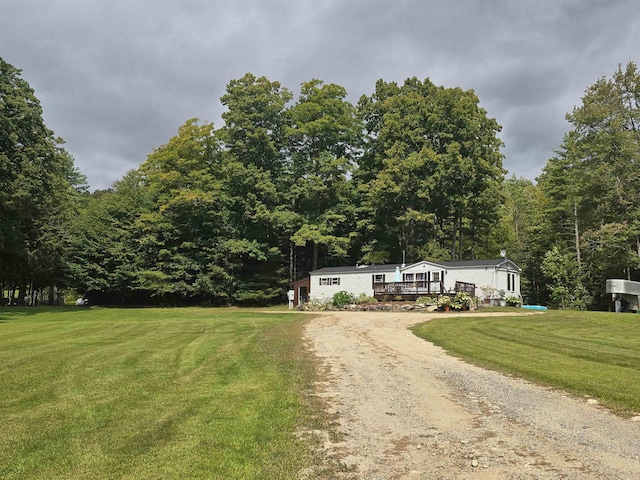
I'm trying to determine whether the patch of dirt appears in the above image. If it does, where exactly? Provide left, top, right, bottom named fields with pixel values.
left=303, top=311, right=640, bottom=479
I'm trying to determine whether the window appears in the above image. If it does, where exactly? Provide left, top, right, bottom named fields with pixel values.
left=507, top=273, right=516, bottom=291
left=403, top=273, right=414, bottom=282
left=372, top=274, right=386, bottom=283
left=432, top=272, right=440, bottom=282
left=320, top=277, right=340, bottom=286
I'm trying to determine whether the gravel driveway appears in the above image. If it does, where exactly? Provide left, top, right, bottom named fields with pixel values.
left=303, top=311, right=640, bottom=479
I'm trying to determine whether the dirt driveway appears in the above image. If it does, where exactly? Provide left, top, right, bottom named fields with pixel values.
left=303, top=311, right=640, bottom=479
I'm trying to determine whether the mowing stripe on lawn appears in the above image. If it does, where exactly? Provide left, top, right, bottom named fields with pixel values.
left=0, top=307, right=326, bottom=479
left=411, top=311, right=640, bottom=416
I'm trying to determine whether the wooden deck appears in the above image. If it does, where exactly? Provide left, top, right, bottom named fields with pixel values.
left=373, top=280, right=475, bottom=301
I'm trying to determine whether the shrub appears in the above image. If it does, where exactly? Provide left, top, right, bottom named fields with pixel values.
left=415, top=296, right=436, bottom=306
left=306, top=298, right=331, bottom=311
left=437, top=296, right=452, bottom=307
left=505, top=296, right=521, bottom=307
left=354, top=293, right=377, bottom=304
left=332, top=291, right=355, bottom=308
left=454, top=292, right=473, bottom=310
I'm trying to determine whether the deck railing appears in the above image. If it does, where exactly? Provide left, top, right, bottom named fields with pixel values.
left=373, top=281, right=446, bottom=296
left=454, top=281, right=476, bottom=295
left=373, top=280, right=476, bottom=298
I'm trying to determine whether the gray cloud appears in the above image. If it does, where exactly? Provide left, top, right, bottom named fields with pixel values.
left=1, top=0, right=638, bottom=189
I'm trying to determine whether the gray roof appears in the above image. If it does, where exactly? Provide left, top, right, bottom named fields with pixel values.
left=311, top=264, right=402, bottom=275
left=441, top=259, right=515, bottom=268
left=310, top=258, right=520, bottom=275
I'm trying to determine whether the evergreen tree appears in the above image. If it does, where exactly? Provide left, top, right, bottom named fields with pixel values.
left=0, top=57, right=83, bottom=302
left=540, top=61, right=640, bottom=308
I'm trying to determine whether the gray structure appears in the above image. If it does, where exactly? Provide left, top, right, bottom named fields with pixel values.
left=605, top=279, right=640, bottom=312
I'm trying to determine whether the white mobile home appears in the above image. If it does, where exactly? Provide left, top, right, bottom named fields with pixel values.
left=303, top=258, right=521, bottom=304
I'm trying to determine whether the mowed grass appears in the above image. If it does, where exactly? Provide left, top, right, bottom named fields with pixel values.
left=411, top=310, right=640, bottom=416
left=0, top=307, right=325, bottom=479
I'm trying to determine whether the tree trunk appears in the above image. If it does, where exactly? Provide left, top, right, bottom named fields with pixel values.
left=457, top=218, right=463, bottom=261
left=289, top=241, right=294, bottom=283
left=49, top=286, right=58, bottom=305
left=312, top=242, right=319, bottom=272
left=18, top=285, right=26, bottom=305
left=450, top=219, right=457, bottom=261
left=573, top=199, right=581, bottom=272
left=469, top=221, right=476, bottom=260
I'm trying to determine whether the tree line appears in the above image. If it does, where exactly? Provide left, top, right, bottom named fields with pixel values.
left=1, top=58, right=87, bottom=305
left=1, top=56, right=638, bottom=308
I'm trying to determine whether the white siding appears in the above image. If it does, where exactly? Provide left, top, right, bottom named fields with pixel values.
left=310, top=270, right=393, bottom=302
left=491, top=270, right=520, bottom=298
left=402, top=262, right=444, bottom=275
left=443, top=267, right=493, bottom=294
left=308, top=261, right=520, bottom=303
left=448, top=267, right=520, bottom=300
left=401, top=262, right=446, bottom=294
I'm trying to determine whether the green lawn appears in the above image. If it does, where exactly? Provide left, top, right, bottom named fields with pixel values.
left=0, top=307, right=327, bottom=479
left=411, top=310, right=640, bottom=416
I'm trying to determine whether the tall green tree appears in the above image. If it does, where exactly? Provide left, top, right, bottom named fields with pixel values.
left=136, top=119, right=238, bottom=304
left=568, top=62, right=640, bottom=281
left=137, top=115, right=290, bottom=305
left=285, top=80, right=361, bottom=274
left=568, top=62, right=640, bottom=221
left=31, top=148, right=87, bottom=296
left=219, top=73, right=292, bottom=176
left=0, top=57, right=83, bottom=301
left=539, top=61, right=640, bottom=308
left=356, top=77, right=505, bottom=264
left=537, top=131, right=588, bottom=280
left=67, top=172, right=152, bottom=304
left=497, top=176, right=547, bottom=303
left=218, top=74, right=297, bottom=303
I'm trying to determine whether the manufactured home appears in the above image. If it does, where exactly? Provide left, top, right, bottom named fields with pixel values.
left=296, top=258, right=521, bottom=305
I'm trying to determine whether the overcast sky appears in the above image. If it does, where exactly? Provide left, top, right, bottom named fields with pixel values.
left=2, top=0, right=638, bottom=190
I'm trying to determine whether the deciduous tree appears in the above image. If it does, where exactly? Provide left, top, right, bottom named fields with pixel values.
left=356, top=77, right=504, bottom=264
left=286, top=80, right=361, bottom=273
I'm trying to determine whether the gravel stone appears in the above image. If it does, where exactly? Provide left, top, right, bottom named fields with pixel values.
left=304, top=311, right=640, bottom=479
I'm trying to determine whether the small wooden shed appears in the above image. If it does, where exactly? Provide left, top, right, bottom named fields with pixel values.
left=291, top=277, right=311, bottom=307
